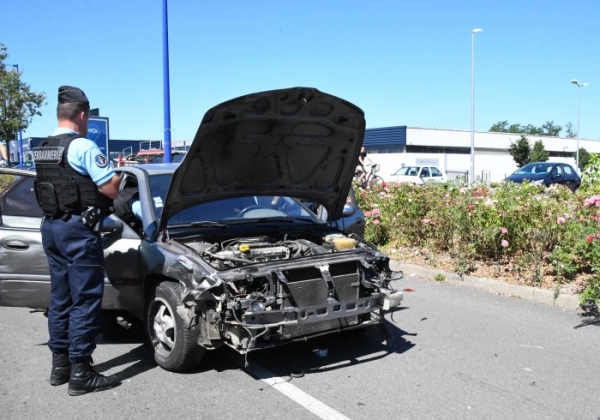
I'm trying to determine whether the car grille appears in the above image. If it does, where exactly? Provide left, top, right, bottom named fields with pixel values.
left=279, top=261, right=362, bottom=338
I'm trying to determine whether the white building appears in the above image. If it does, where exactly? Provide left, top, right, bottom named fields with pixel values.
left=9, top=125, right=598, bottom=183
left=363, top=126, right=600, bottom=183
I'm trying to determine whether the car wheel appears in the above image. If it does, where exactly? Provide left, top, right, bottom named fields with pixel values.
left=145, top=281, right=205, bottom=372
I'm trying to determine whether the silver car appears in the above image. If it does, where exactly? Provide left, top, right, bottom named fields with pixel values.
left=0, top=87, right=403, bottom=372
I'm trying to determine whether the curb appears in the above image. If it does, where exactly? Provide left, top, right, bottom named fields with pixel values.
left=389, top=261, right=581, bottom=312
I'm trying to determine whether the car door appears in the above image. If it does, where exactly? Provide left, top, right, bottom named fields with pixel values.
left=561, top=164, right=580, bottom=191
left=420, top=167, right=432, bottom=182
left=550, top=165, right=565, bottom=187
left=430, top=167, right=446, bottom=183
left=0, top=169, right=49, bottom=308
left=0, top=168, right=141, bottom=311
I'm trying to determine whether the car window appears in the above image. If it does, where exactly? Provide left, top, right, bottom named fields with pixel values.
left=563, top=165, right=574, bottom=175
left=393, top=166, right=420, bottom=176
left=148, top=174, right=172, bottom=218
left=554, top=165, right=563, bottom=175
left=169, top=196, right=312, bottom=225
left=431, top=167, right=442, bottom=177
left=147, top=174, right=313, bottom=225
left=0, top=175, right=42, bottom=218
left=421, top=168, right=430, bottom=177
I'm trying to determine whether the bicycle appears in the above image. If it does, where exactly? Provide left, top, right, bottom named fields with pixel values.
left=356, top=163, right=386, bottom=189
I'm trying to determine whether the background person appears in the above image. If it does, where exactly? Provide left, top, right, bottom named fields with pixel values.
left=356, top=146, right=375, bottom=187
left=33, top=86, right=121, bottom=396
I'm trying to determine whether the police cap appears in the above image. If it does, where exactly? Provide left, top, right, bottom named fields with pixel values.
left=58, top=86, right=89, bottom=105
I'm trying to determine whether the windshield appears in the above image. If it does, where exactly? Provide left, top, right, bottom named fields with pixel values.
left=148, top=174, right=315, bottom=225
left=393, top=166, right=420, bottom=176
left=515, top=163, right=554, bottom=175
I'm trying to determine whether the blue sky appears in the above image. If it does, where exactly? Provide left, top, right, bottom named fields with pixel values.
left=3, top=0, right=599, bottom=142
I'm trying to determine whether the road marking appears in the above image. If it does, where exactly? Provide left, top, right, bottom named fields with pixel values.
left=519, top=344, right=544, bottom=349
left=244, top=362, right=351, bottom=420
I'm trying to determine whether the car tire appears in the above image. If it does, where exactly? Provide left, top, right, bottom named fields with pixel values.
left=145, top=281, right=205, bottom=372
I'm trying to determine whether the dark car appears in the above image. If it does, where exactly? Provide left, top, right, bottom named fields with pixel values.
left=0, top=87, right=403, bottom=372
left=505, top=162, right=581, bottom=192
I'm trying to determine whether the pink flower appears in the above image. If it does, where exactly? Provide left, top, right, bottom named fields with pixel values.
left=500, top=227, right=508, bottom=234
left=370, top=203, right=377, bottom=208
left=372, top=209, right=381, bottom=216
left=584, top=195, right=600, bottom=207
left=556, top=216, right=566, bottom=225
left=373, top=219, right=380, bottom=225
left=466, top=204, right=475, bottom=211
left=587, top=235, right=594, bottom=244
left=501, top=240, right=509, bottom=248
left=364, top=211, right=372, bottom=217
left=421, top=218, right=431, bottom=224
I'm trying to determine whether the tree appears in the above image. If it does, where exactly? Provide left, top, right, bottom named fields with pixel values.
left=0, top=43, right=46, bottom=166
left=490, top=121, right=509, bottom=132
left=579, top=148, right=591, bottom=170
left=530, top=140, right=549, bottom=162
left=565, top=122, right=576, bottom=138
left=540, top=120, right=562, bottom=137
left=489, top=120, right=562, bottom=137
left=508, top=135, right=531, bottom=167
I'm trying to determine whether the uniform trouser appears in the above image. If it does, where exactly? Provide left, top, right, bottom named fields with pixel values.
left=41, top=216, right=104, bottom=363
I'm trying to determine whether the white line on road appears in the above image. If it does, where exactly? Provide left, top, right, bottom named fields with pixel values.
left=518, top=344, right=544, bottom=349
left=244, top=362, right=351, bottom=420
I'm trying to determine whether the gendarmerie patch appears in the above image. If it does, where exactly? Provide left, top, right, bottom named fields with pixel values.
left=32, top=147, right=64, bottom=164
left=94, top=154, right=108, bottom=168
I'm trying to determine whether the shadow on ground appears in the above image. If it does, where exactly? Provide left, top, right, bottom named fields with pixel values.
left=238, top=310, right=417, bottom=379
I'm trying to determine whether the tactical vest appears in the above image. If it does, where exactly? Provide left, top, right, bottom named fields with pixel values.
left=32, top=133, right=113, bottom=217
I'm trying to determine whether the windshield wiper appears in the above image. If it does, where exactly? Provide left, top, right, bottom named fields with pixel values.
left=169, top=221, right=228, bottom=228
left=231, top=217, right=315, bottom=225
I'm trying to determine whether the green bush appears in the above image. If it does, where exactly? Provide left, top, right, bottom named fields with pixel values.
left=355, top=173, right=600, bottom=308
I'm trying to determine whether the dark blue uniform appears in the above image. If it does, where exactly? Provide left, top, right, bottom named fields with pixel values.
left=41, top=127, right=115, bottom=362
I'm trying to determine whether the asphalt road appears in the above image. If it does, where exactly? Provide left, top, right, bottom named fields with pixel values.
left=1, top=276, right=599, bottom=420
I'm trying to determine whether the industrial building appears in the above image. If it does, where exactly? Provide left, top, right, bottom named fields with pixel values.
left=12, top=125, right=599, bottom=183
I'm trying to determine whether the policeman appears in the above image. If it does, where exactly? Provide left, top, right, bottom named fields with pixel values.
left=32, top=86, right=121, bottom=396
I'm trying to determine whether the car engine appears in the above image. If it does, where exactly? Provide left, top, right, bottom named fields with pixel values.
left=188, top=234, right=359, bottom=269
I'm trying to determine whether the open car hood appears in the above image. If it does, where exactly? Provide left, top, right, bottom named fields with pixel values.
left=159, top=87, right=365, bottom=231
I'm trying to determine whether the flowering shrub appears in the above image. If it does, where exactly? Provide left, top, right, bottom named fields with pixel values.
left=354, top=177, right=600, bottom=307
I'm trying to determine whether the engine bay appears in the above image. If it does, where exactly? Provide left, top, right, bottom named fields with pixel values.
left=184, top=232, right=361, bottom=270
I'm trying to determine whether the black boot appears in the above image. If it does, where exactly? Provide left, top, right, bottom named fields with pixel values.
left=50, top=352, right=71, bottom=386
left=67, top=359, right=121, bottom=396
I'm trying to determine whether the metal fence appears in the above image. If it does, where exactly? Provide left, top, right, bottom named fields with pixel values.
left=446, top=170, right=469, bottom=183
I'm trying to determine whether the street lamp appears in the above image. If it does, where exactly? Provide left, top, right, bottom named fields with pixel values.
left=162, top=0, right=172, bottom=163
left=8, top=64, right=24, bottom=168
left=571, top=78, right=588, bottom=170
left=470, top=28, right=483, bottom=184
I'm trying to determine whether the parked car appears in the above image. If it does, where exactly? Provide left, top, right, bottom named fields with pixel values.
left=0, top=87, right=403, bottom=372
left=505, top=162, right=581, bottom=192
left=301, top=188, right=365, bottom=237
left=388, top=165, right=447, bottom=185
left=121, top=149, right=187, bottom=165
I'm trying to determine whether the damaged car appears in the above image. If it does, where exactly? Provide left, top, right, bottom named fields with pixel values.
left=0, top=87, right=404, bottom=372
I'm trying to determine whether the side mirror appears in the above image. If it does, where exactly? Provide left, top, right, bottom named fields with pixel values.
left=342, top=204, right=356, bottom=217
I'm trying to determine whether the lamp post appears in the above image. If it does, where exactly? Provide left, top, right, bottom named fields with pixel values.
left=162, top=0, right=172, bottom=163
left=7, top=64, right=24, bottom=168
left=570, top=79, right=588, bottom=170
left=470, top=28, right=483, bottom=184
